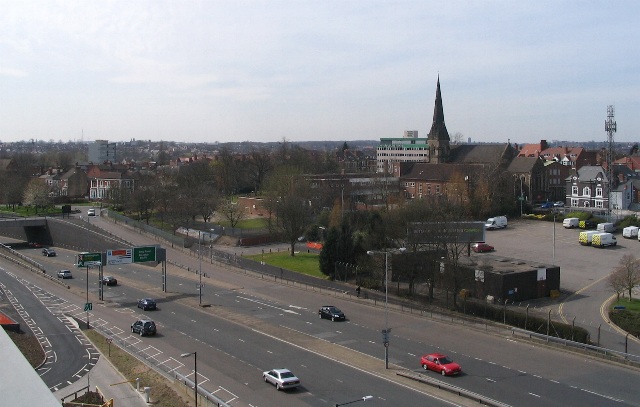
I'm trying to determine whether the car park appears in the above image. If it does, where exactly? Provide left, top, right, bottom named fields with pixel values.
left=472, top=243, right=494, bottom=253
left=131, top=319, right=156, bottom=336
left=318, top=306, right=345, bottom=321
left=138, top=298, right=157, bottom=311
left=420, top=353, right=461, bottom=376
left=262, top=368, right=300, bottom=391
left=57, top=269, right=72, bottom=279
left=101, top=276, right=118, bottom=286
left=42, top=248, right=56, bottom=257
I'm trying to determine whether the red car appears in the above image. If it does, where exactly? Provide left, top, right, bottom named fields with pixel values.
left=420, top=353, right=461, bottom=376
left=472, top=242, right=494, bottom=253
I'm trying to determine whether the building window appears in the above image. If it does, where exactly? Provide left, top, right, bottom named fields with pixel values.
left=572, top=186, right=578, bottom=195
left=582, top=187, right=591, bottom=196
left=418, top=184, right=423, bottom=193
left=595, top=187, right=603, bottom=197
left=435, top=185, right=441, bottom=194
left=427, top=185, right=431, bottom=195
left=571, top=198, right=579, bottom=207
left=595, top=200, right=604, bottom=208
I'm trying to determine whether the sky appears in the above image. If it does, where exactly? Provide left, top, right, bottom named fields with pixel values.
left=1, top=1, right=638, bottom=145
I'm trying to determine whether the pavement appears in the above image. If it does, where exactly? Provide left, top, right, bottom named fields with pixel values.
left=53, top=339, right=150, bottom=407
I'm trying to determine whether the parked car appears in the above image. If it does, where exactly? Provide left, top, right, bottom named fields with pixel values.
left=553, top=201, right=565, bottom=207
left=57, top=269, right=72, bottom=279
left=318, top=306, right=346, bottom=321
left=101, top=276, right=118, bottom=286
left=540, top=202, right=554, bottom=209
left=420, top=353, right=462, bottom=376
left=472, top=243, right=494, bottom=253
left=579, top=220, right=598, bottom=229
left=138, top=298, right=157, bottom=311
left=42, top=248, right=56, bottom=257
left=563, top=218, right=580, bottom=229
left=485, top=216, right=507, bottom=230
left=87, top=208, right=96, bottom=216
left=262, top=368, right=301, bottom=391
left=131, top=319, right=156, bottom=336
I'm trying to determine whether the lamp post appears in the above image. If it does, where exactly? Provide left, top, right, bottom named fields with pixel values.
left=181, top=352, right=197, bottom=407
left=367, top=250, right=390, bottom=369
left=552, top=210, right=556, bottom=265
left=335, top=395, right=373, bottom=407
left=198, top=231, right=202, bottom=306
left=520, top=176, right=524, bottom=217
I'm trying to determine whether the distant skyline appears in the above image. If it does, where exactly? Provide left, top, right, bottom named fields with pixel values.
left=1, top=1, right=638, bottom=145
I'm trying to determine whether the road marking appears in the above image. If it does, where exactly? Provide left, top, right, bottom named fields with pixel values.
left=529, top=393, right=540, bottom=398
left=238, top=296, right=300, bottom=315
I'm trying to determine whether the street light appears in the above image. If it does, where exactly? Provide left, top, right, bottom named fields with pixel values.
left=198, top=231, right=202, bottom=305
left=335, top=395, right=373, bottom=407
left=367, top=250, right=391, bottom=369
left=181, top=352, right=197, bottom=407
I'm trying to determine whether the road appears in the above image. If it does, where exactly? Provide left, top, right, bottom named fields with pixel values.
left=1, top=214, right=640, bottom=406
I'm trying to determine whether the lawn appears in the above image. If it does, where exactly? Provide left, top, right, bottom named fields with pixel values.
left=612, top=297, right=640, bottom=312
left=244, top=250, right=326, bottom=279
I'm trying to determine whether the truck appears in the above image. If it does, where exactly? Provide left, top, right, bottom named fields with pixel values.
left=485, top=216, right=507, bottom=230
left=578, top=230, right=599, bottom=246
left=591, top=232, right=617, bottom=248
left=597, top=222, right=616, bottom=233
left=623, top=226, right=639, bottom=239
left=562, top=218, right=579, bottom=229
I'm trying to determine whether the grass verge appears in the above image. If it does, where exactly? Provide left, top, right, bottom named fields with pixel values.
left=83, top=328, right=192, bottom=407
left=244, top=250, right=326, bottom=278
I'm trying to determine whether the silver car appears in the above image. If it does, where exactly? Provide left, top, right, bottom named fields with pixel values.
left=262, top=368, right=300, bottom=391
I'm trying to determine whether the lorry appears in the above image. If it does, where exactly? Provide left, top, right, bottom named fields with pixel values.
left=578, top=230, right=599, bottom=246
left=591, top=232, right=617, bottom=248
left=597, top=222, right=616, bottom=233
left=623, top=226, right=639, bottom=239
left=485, top=216, right=507, bottom=230
left=562, top=218, right=579, bottom=229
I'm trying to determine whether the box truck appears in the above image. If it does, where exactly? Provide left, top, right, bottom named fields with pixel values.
left=592, top=232, right=617, bottom=248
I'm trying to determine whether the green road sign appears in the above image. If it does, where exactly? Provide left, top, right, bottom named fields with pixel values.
left=77, top=252, right=102, bottom=267
left=133, top=246, right=157, bottom=263
left=84, top=302, right=92, bottom=311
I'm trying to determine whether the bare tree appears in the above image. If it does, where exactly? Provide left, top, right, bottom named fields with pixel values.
left=247, top=147, right=273, bottom=195
left=611, top=254, right=640, bottom=301
left=219, top=198, right=247, bottom=228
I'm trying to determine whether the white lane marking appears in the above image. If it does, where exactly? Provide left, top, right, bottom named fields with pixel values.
left=237, top=296, right=300, bottom=315
left=529, top=393, right=540, bottom=398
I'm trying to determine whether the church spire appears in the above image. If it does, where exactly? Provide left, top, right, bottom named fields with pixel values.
left=428, top=75, right=450, bottom=141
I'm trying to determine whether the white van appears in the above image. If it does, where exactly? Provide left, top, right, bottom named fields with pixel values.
left=485, top=216, right=507, bottom=230
left=562, top=218, right=579, bottom=229
left=578, top=230, right=599, bottom=246
left=623, top=226, right=639, bottom=239
left=597, top=223, right=616, bottom=233
left=592, top=232, right=617, bottom=248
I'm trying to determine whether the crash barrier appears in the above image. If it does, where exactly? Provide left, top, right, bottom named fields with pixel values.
left=0, top=244, right=66, bottom=287
left=511, top=327, right=640, bottom=366
left=397, top=370, right=512, bottom=407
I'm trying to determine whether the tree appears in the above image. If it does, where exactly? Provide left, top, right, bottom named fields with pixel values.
left=22, top=179, right=53, bottom=213
left=610, top=254, right=640, bottom=301
left=247, top=147, right=273, bottom=195
left=219, top=198, right=246, bottom=228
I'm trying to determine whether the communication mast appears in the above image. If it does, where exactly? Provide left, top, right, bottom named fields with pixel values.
left=605, top=105, right=616, bottom=219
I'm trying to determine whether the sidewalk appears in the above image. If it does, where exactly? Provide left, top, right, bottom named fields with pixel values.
left=53, top=343, right=149, bottom=407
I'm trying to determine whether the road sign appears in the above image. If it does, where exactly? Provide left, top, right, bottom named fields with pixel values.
left=107, top=249, right=133, bottom=265
left=133, top=246, right=157, bottom=263
left=84, top=302, right=92, bottom=311
left=77, top=252, right=102, bottom=267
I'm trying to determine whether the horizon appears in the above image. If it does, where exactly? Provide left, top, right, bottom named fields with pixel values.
left=1, top=2, right=638, bottom=144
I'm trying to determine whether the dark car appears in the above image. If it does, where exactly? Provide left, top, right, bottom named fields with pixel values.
left=138, top=298, right=157, bottom=311
left=131, top=319, right=156, bottom=336
left=101, top=276, right=118, bottom=286
left=579, top=220, right=598, bottom=229
left=42, top=248, right=56, bottom=257
left=540, top=202, right=554, bottom=209
left=318, top=306, right=345, bottom=321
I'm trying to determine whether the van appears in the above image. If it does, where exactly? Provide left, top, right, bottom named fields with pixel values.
left=623, top=226, right=639, bottom=239
left=597, top=223, right=616, bottom=233
left=578, top=230, right=599, bottom=246
left=562, top=218, right=579, bottom=229
left=485, top=216, right=507, bottom=230
left=579, top=220, right=597, bottom=229
left=592, top=232, right=617, bottom=248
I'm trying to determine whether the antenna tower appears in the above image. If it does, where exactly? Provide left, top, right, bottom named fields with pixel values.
left=605, top=105, right=616, bottom=219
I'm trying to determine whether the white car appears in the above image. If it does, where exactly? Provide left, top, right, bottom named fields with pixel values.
left=87, top=208, right=96, bottom=216
left=57, top=269, right=72, bottom=279
left=262, top=368, right=300, bottom=391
